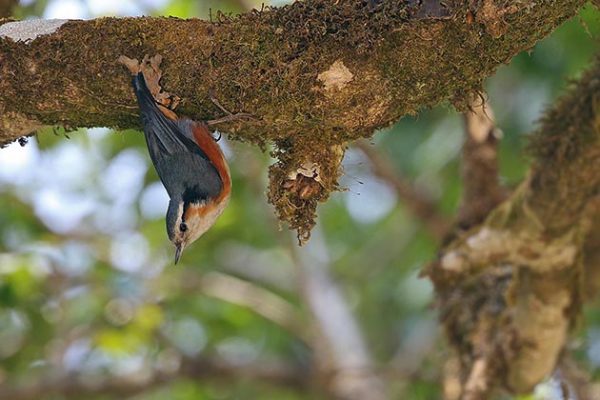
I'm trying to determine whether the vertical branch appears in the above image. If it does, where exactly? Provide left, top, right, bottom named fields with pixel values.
left=288, top=229, right=388, bottom=400
left=458, top=95, right=507, bottom=229
left=429, top=57, right=600, bottom=396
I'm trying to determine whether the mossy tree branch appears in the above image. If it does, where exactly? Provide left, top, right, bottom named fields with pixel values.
left=0, top=1, right=586, bottom=144
left=0, top=0, right=587, bottom=237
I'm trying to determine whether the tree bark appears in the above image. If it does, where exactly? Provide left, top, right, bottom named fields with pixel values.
left=0, top=1, right=585, bottom=146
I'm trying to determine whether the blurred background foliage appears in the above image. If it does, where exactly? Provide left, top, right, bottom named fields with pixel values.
left=0, top=1, right=599, bottom=399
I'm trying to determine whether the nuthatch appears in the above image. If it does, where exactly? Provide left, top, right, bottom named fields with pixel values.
left=131, top=72, right=231, bottom=264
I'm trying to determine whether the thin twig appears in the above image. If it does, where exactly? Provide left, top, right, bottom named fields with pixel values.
left=356, top=140, right=450, bottom=240
left=181, top=270, right=309, bottom=342
left=206, top=93, right=258, bottom=126
left=206, top=112, right=257, bottom=126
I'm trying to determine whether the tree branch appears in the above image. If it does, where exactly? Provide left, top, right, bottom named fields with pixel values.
left=0, top=1, right=585, bottom=145
left=0, top=0, right=585, bottom=237
left=426, top=53, right=600, bottom=395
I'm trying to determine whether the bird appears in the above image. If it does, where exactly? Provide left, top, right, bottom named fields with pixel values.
left=131, top=71, right=231, bottom=264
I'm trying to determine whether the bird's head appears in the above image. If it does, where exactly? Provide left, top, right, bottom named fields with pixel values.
left=166, top=197, right=229, bottom=264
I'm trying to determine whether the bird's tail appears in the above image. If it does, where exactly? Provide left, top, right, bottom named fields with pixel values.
left=131, top=71, right=181, bottom=161
left=132, top=72, right=161, bottom=118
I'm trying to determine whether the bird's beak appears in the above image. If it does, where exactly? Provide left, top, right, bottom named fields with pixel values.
left=174, top=242, right=184, bottom=265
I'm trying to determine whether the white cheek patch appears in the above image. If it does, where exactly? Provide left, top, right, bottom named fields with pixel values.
left=177, top=202, right=184, bottom=221
left=174, top=202, right=185, bottom=242
left=184, top=197, right=230, bottom=245
left=0, top=19, right=69, bottom=43
left=184, top=213, right=208, bottom=244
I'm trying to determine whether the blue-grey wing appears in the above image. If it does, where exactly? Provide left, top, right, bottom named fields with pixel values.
left=156, top=152, right=223, bottom=201
left=132, top=73, right=198, bottom=159
left=131, top=73, right=222, bottom=201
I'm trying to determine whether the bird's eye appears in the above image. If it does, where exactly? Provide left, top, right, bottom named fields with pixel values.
left=180, top=222, right=188, bottom=232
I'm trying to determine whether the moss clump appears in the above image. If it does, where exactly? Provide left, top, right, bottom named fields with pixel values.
left=268, top=140, right=344, bottom=243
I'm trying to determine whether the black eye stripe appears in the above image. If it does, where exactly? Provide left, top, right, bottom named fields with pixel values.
left=180, top=222, right=188, bottom=232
